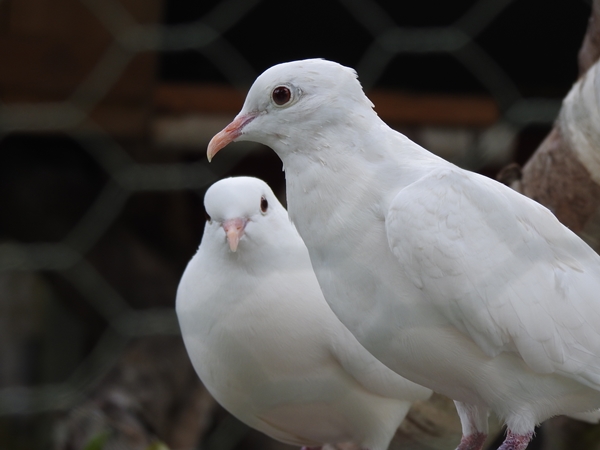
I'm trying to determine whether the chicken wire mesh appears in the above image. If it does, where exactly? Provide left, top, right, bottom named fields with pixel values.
left=0, top=0, right=594, bottom=448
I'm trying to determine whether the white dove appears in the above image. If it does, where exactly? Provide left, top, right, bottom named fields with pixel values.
left=175, top=176, right=432, bottom=450
left=207, top=59, right=600, bottom=450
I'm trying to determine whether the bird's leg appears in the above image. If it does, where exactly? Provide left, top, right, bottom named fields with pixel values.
left=454, top=401, right=489, bottom=450
left=456, top=433, right=487, bottom=450
left=496, top=430, right=533, bottom=450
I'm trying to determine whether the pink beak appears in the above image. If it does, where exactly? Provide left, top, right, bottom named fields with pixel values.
left=223, top=218, right=247, bottom=252
left=207, top=112, right=258, bottom=162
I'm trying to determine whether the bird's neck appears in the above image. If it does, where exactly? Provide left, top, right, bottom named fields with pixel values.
left=272, top=112, right=445, bottom=251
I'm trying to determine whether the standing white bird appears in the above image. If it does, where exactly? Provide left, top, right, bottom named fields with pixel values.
left=207, top=59, right=600, bottom=450
left=176, top=176, right=432, bottom=450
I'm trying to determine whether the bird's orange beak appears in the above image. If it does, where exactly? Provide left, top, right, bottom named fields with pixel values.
left=207, top=112, right=258, bottom=162
left=223, top=218, right=247, bottom=252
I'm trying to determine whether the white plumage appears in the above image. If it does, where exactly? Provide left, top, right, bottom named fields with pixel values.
left=176, top=176, right=431, bottom=450
left=207, top=59, right=600, bottom=450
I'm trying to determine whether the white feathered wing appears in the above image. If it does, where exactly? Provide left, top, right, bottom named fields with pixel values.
left=386, top=166, right=600, bottom=390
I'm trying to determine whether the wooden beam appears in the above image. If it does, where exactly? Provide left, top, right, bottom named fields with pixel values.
left=153, top=83, right=500, bottom=127
left=369, top=90, right=499, bottom=127
left=154, top=84, right=247, bottom=116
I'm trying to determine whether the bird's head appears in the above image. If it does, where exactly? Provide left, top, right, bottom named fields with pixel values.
left=207, top=59, right=375, bottom=161
left=203, top=176, right=288, bottom=253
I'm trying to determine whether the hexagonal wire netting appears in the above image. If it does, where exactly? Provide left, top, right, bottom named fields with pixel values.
left=0, top=0, right=594, bottom=448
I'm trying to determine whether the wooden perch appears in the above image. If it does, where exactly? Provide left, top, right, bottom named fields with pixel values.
left=154, top=84, right=499, bottom=127
left=53, top=336, right=216, bottom=450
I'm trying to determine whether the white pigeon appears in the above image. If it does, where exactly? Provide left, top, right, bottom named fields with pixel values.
left=175, top=176, right=432, bottom=450
left=207, top=59, right=600, bottom=450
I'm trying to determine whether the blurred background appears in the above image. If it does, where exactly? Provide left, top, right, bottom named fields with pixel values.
left=0, top=0, right=596, bottom=449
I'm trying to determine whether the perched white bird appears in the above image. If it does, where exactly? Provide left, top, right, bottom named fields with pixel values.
left=176, top=176, right=432, bottom=450
left=207, top=59, right=600, bottom=450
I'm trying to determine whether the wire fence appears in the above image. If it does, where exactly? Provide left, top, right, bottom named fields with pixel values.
left=0, top=0, right=593, bottom=447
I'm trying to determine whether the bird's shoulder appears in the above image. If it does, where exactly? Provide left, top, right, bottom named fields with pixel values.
left=385, top=165, right=582, bottom=270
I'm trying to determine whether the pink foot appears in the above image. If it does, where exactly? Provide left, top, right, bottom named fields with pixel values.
left=456, top=431, right=487, bottom=450
left=497, top=430, right=533, bottom=450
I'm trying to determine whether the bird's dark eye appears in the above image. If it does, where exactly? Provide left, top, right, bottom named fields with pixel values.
left=272, top=86, right=291, bottom=106
left=260, top=196, right=268, bottom=213
left=205, top=210, right=212, bottom=223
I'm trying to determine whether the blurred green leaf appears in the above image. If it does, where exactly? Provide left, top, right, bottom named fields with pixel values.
left=147, top=440, right=171, bottom=450
left=83, top=431, right=110, bottom=450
